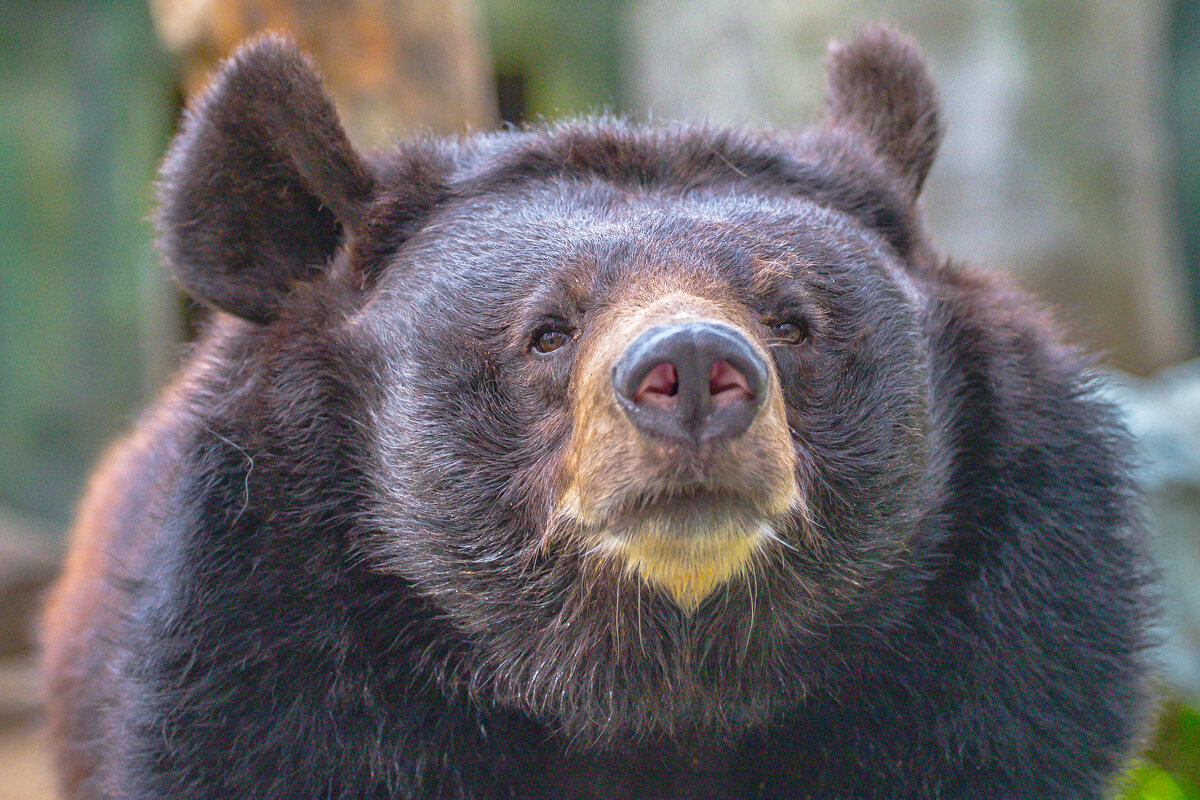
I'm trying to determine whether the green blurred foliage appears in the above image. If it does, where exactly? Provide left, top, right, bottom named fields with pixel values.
left=1122, top=764, right=1190, bottom=800
left=481, top=0, right=624, bottom=119
left=1172, top=0, right=1200, bottom=321
left=0, top=0, right=174, bottom=525
left=1119, top=699, right=1200, bottom=800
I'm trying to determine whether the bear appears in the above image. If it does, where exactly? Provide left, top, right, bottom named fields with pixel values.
left=41, top=25, right=1152, bottom=800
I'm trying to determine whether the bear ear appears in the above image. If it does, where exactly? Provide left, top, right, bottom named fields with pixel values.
left=157, top=35, right=377, bottom=323
left=822, top=24, right=943, bottom=197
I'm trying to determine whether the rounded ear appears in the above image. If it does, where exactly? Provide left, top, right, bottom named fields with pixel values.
left=157, top=35, right=377, bottom=323
left=823, top=24, right=943, bottom=197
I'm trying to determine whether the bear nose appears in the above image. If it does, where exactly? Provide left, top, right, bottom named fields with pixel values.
left=612, top=321, right=769, bottom=445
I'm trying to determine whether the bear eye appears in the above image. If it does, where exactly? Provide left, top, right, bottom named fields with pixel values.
left=768, top=318, right=809, bottom=346
left=530, top=325, right=574, bottom=355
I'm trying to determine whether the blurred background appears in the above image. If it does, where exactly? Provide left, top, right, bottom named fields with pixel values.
left=0, top=0, right=1198, bottom=796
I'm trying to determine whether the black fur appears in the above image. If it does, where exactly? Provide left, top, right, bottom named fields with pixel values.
left=157, top=34, right=376, bottom=322
left=43, top=26, right=1152, bottom=800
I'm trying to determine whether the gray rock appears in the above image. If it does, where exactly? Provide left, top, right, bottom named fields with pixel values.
left=1105, top=363, right=1200, bottom=700
left=623, top=0, right=1196, bottom=373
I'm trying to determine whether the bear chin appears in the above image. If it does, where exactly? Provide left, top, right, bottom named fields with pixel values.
left=554, top=489, right=804, bottom=611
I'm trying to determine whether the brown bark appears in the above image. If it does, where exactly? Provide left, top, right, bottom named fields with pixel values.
left=149, top=0, right=498, bottom=148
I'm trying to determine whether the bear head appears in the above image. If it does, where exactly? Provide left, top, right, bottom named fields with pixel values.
left=157, top=26, right=948, bottom=743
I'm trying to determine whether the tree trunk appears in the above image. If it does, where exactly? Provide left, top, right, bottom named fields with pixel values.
left=149, top=0, right=498, bottom=148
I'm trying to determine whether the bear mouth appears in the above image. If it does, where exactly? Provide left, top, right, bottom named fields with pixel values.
left=606, top=485, right=755, bottom=522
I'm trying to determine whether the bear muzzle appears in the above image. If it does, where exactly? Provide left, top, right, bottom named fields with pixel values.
left=552, top=295, right=801, bottom=611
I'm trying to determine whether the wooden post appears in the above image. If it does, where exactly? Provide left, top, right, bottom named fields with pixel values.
left=148, top=0, right=498, bottom=148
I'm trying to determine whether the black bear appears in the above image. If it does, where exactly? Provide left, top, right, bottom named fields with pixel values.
left=42, top=25, right=1152, bottom=799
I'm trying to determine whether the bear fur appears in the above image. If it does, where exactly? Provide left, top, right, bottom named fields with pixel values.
left=41, top=26, right=1152, bottom=800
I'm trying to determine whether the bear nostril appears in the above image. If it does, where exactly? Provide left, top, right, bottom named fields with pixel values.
left=708, top=360, right=753, bottom=406
left=612, top=321, right=769, bottom=446
left=633, top=362, right=679, bottom=409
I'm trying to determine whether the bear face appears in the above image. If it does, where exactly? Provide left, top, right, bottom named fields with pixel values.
left=360, top=164, right=937, bottom=739
left=42, top=24, right=1151, bottom=800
